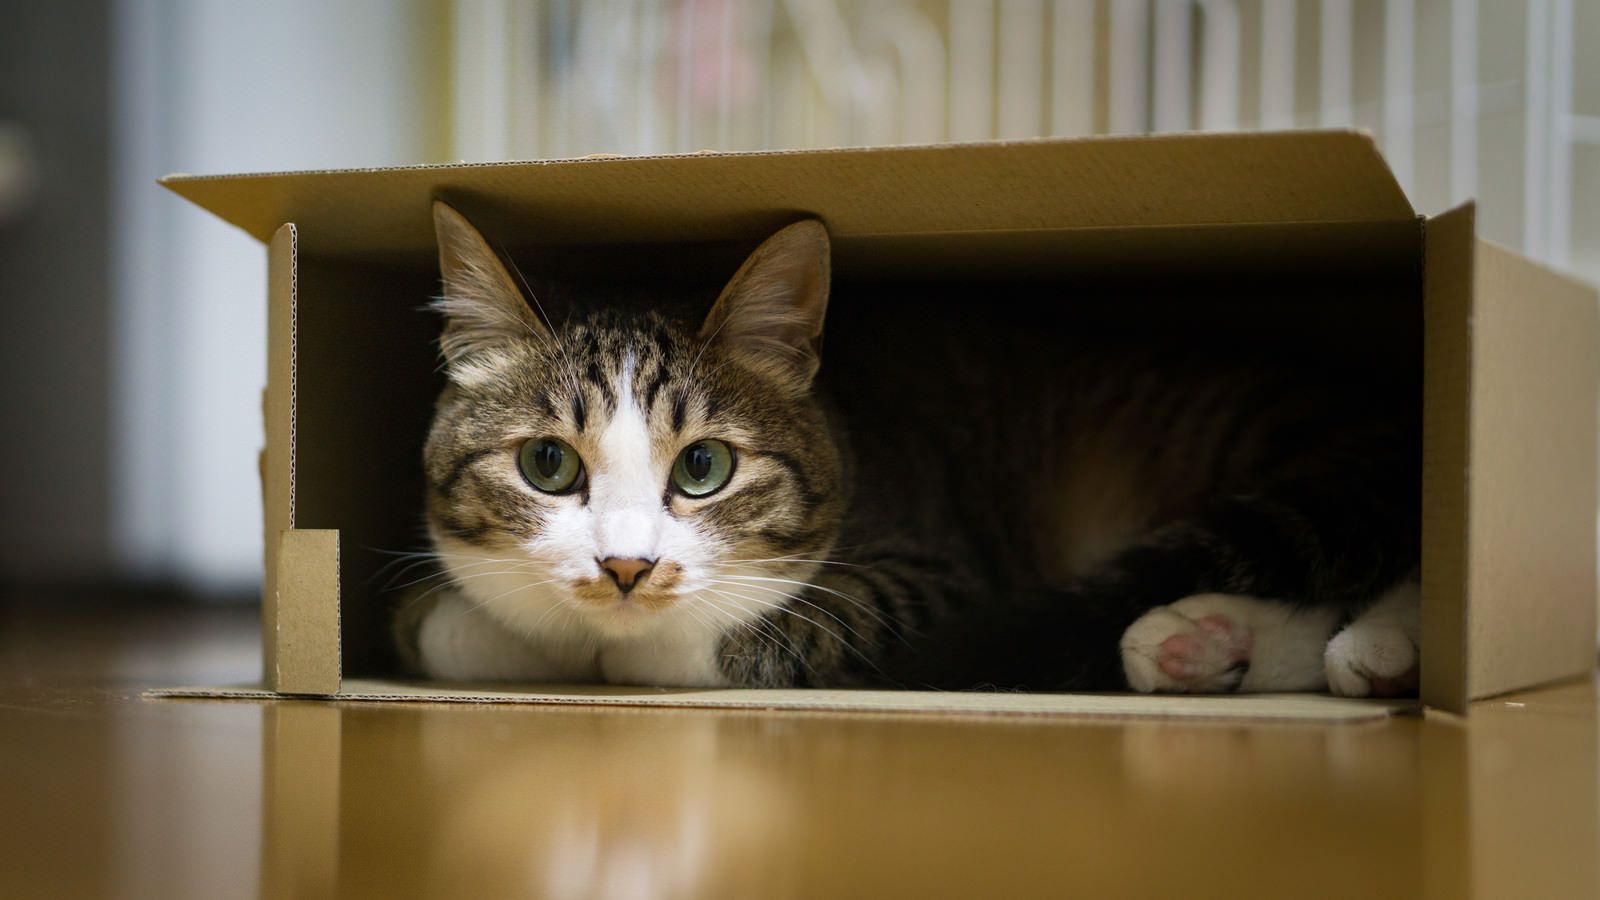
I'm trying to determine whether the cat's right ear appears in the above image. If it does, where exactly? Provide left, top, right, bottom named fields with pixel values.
left=700, top=219, right=831, bottom=392
left=432, top=201, right=551, bottom=370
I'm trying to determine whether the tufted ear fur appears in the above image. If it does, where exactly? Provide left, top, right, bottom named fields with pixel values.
left=699, top=219, right=831, bottom=391
left=432, top=200, right=551, bottom=370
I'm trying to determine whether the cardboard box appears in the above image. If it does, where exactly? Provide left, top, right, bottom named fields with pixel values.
left=154, top=131, right=1599, bottom=718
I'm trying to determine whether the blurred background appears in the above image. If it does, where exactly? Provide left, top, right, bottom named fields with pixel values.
left=1, top=0, right=1596, bottom=601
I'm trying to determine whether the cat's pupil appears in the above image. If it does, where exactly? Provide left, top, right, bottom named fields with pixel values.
left=685, top=444, right=713, bottom=481
left=533, top=441, right=564, bottom=478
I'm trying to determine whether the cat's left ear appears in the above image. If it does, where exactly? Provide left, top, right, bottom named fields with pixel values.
left=700, top=219, right=831, bottom=391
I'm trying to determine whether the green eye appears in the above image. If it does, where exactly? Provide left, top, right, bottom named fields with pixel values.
left=519, top=438, right=583, bottom=493
left=671, top=440, right=734, bottom=497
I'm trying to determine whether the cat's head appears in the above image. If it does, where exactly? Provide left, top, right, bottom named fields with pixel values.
left=422, top=202, right=844, bottom=646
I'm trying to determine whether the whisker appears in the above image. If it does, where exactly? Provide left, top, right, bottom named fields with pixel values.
left=705, top=580, right=882, bottom=671
left=715, top=574, right=900, bottom=632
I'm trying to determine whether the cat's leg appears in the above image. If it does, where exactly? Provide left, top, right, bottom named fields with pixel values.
left=1121, top=594, right=1342, bottom=693
left=1324, top=579, right=1420, bottom=697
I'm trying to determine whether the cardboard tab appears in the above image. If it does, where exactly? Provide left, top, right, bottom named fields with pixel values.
left=269, top=529, right=341, bottom=695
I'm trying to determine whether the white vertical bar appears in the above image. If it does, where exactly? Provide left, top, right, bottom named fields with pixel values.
left=1152, top=0, right=1191, bottom=133
left=1384, top=0, right=1415, bottom=196
left=718, top=0, right=734, bottom=149
left=1320, top=0, right=1353, bottom=127
left=998, top=0, right=1044, bottom=138
left=1548, top=0, right=1574, bottom=267
left=1051, top=0, right=1095, bottom=136
left=549, top=0, right=572, bottom=158
left=677, top=0, right=695, bottom=152
left=511, top=0, right=541, bottom=159
left=635, top=0, right=660, bottom=154
left=1197, top=0, right=1239, bottom=130
left=1450, top=0, right=1477, bottom=204
left=750, top=0, right=775, bottom=149
left=1259, top=0, right=1296, bottom=129
left=1109, top=0, right=1150, bottom=134
left=949, top=0, right=995, bottom=140
left=1524, top=0, right=1550, bottom=259
left=871, top=4, right=947, bottom=143
left=452, top=0, right=512, bottom=161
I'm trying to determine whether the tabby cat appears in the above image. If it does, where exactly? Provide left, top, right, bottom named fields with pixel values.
left=394, top=201, right=1422, bottom=696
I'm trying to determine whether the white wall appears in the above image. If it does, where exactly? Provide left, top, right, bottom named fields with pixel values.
left=112, top=0, right=442, bottom=594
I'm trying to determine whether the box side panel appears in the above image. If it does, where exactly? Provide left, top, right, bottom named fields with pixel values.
left=1467, top=242, right=1600, bottom=699
left=1420, top=206, right=1475, bottom=713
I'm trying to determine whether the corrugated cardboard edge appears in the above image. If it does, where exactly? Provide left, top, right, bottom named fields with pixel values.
left=1466, top=239, right=1599, bottom=699
left=145, top=679, right=1408, bottom=723
left=1420, top=205, right=1474, bottom=713
left=262, top=224, right=293, bottom=691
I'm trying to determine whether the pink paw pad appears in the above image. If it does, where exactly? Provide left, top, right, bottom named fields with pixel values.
left=1155, top=615, right=1253, bottom=686
left=1158, top=634, right=1205, bottom=678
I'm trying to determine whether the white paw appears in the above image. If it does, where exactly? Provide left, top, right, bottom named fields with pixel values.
left=1121, top=594, right=1254, bottom=693
left=1323, top=581, right=1421, bottom=698
left=1324, top=622, right=1419, bottom=697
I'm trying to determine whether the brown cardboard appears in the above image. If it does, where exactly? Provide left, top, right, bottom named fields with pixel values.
left=158, top=131, right=1599, bottom=717
left=148, top=681, right=1399, bottom=723
left=1465, top=240, right=1599, bottom=699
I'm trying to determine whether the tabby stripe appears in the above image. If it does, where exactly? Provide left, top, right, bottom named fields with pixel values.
left=571, top=393, right=587, bottom=432
left=434, top=447, right=498, bottom=496
left=434, top=513, right=490, bottom=543
left=751, top=449, right=824, bottom=505
left=758, top=523, right=828, bottom=550
left=531, top=387, right=558, bottom=420
left=583, top=360, right=616, bottom=412
left=671, top=394, right=687, bottom=432
left=640, top=364, right=671, bottom=413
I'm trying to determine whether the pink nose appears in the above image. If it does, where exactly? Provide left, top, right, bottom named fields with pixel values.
left=599, top=557, right=656, bottom=592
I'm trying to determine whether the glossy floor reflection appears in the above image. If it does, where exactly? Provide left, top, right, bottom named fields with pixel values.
left=1, top=602, right=1595, bottom=899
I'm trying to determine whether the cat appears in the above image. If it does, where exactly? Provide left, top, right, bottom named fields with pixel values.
left=393, top=200, right=1422, bottom=696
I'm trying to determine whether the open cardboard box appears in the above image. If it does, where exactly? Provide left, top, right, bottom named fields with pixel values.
left=151, top=131, right=1599, bottom=721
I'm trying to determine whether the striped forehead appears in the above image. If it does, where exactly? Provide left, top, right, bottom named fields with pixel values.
left=562, top=324, right=698, bottom=431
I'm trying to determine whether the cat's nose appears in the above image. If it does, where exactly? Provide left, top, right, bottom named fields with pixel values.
left=599, top=556, right=656, bottom=593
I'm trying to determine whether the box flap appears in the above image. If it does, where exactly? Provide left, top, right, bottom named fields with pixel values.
left=162, top=131, right=1415, bottom=258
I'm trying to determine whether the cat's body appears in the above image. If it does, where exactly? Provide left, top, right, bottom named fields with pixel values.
left=397, top=204, right=1422, bottom=696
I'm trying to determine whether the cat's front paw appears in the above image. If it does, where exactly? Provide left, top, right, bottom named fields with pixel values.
left=1120, top=595, right=1254, bottom=693
left=1323, top=580, right=1421, bottom=697
left=1324, top=621, right=1419, bottom=697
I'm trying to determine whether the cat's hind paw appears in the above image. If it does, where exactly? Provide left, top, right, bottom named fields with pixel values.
left=1120, top=595, right=1254, bottom=693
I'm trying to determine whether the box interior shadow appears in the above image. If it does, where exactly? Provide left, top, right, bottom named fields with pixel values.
left=291, top=218, right=1421, bottom=679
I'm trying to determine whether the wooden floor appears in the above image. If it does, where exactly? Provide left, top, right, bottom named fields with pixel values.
left=2, top=599, right=1596, bottom=900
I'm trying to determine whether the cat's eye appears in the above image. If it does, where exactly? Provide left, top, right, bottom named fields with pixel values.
left=671, top=440, right=734, bottom=497
left=519, top=437, right=584, bottom=494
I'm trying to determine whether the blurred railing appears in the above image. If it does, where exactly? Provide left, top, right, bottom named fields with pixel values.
left=450, top=0, right=1598, bottom=280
